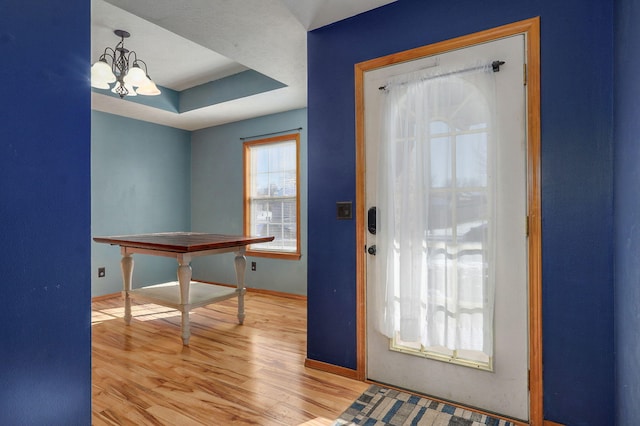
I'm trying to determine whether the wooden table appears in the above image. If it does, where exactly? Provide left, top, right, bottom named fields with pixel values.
left=93, top=232, right=274, bottom=345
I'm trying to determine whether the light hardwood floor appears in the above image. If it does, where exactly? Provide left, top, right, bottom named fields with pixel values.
left=92, top=291, right=368, bottom=425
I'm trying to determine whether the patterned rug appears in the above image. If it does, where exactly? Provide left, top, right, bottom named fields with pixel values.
left=333, top=385, right=516, bottom=426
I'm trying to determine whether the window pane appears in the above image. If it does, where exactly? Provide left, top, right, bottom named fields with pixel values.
left=428, top=192, right=453, bottom=240
left=283, top=171, right=296, bottom=196
left=251, top=197, right=297, bottom=252
left=268, top=172, right=284, bottom=196
left=251, top=199, right=272, bottom=235
left=268, top=142, right=295, bottom=170
left=283, top=144, right=296, bottom=169
left=253, top=146, right=270, bottom=173
left=456, top=133, right=487, bottom=188
left=430, top=120, right=450, bottom=135
left=430, top=136, right=451, bottom=188
left=254, top=173, right=270, bottom=196
left=456, top=191, right=487, bottom=241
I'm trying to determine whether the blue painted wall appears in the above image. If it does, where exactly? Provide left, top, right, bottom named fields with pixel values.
left=180, top=70, right=286, bottom=112
left=614, top=0, right=640, bottom=424
left=307, top=1, right=614, bottom=424
left=0, top=1, right=92, bottom=424
left=91, top=111, right=191, bottom=297
left=190, top=109, right=308, bottom=295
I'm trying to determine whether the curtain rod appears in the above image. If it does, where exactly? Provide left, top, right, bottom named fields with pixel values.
left=240, top=127, right=303, bottom=141
left=379, top=60, right=505, bottom=91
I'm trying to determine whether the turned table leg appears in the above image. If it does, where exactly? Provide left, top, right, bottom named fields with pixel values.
left=121, top=250, right=134, bottom=325
left=234, top=249, right=247, bottom=325
left=177, top=254, right=192, bottom=345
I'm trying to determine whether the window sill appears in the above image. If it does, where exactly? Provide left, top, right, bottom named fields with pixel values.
left=246, top=250, right=301, bottom=261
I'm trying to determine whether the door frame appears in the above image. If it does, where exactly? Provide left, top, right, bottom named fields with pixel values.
left=354, top=17, right=542, bottom=425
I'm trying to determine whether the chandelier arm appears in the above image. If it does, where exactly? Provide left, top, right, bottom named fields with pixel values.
left=133, top=58, right=150, bottom=75
left=98, top=48, right=115, bottom=63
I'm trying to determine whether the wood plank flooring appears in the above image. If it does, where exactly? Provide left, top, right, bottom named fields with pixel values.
left=92, top=292, right=367, bottom=425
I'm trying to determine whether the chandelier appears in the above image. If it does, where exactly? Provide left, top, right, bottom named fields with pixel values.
left=91, top=30, right=161, bottom=98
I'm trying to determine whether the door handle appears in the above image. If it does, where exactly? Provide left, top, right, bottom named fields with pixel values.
left=368, top=207, right=377, bottom=234
left=367, top=245, right=377, bottom=255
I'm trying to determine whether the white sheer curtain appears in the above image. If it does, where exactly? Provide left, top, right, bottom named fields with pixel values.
left=372, top=62, right=497, bottom=359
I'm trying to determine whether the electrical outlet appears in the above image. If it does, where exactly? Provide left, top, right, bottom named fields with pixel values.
left=251, top=261, right=256, bottom=271
left=98, top=267, right=106, bottom=278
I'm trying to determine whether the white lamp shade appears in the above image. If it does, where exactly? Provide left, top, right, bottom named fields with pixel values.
left=136, top=78, right=161, bottom=96
left=91, top=80, right=110, bottom=90
left=123, top=65, right=150, bottom=87
left=91, top=60, right=116, bottom=87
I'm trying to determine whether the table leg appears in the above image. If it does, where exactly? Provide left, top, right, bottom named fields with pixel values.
left=234, top=249, right=247, bottom=325
left=177, top=254, right=192, bottom=345
left=121, top=251, right=134, bottom=325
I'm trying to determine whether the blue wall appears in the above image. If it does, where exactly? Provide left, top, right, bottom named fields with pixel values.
left=91, top=111, right=191, bottom=297
left=0, top=1, right=92, bottom=424
left=91, top=109, right=306, bottom=297
left=307, top=1, right=614, bottom=424
left=190, top=109, right=308, bottom=295
left=614, top=0, right=640, bottom=424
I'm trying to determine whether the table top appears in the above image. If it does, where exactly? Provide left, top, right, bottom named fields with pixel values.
left=93, top=232, right=274, bottom=253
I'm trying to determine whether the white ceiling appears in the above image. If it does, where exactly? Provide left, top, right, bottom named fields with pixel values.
left=91, top=0, right=396, bottom=131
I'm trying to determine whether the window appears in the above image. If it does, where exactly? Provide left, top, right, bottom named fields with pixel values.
left=243, top=133, right=300, bottom=259
left=375, top=67, right=498, bottom=370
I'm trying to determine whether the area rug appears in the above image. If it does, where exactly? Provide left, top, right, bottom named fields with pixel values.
left=333, top=385, right=516, bottom=426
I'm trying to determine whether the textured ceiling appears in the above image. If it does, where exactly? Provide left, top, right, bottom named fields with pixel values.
left=91, top=0, right=396, bottom=130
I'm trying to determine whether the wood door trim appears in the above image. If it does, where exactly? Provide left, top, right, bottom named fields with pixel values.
left=354, top=17, right=542, bottom=425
